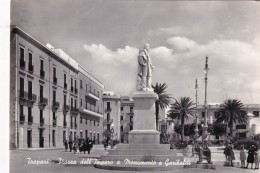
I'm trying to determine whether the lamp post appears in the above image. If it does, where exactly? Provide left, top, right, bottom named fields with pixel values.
left=203, top=57, right=209, bottom=143
left=110, top=124, right=114, bottom=148
left=194, top=79, right=199, bottom=139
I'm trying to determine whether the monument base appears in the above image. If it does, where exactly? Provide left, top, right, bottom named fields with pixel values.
left=129, top=130, right=159, bottom=144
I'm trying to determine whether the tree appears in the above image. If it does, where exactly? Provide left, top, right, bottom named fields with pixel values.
left=152, top=83, right=172, bottom=130
left=168, top=97, right=195, bottom=141
left=215, top=99, right=248, bottom=138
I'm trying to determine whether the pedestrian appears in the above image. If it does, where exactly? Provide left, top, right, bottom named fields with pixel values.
left=68, top=139, right=73, bottom=152
left=73, top=140, right=78, bottom=154
left=254, top=150, right=259, bottom=169
left=228, top=145, right=235, bottom=167
left=246, top=145, right=255, bottom=169
left=240, top=145, right=247, bottom=168
left=83, top=139, right=87, bottom=154
left=64, top=140, right=68, bottom=152
left=224, top=144, right=229, bottom=161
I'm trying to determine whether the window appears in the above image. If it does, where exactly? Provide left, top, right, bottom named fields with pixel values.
left=85, top=130, right=88, bottom=139
left=64, top=73, right=67, bottom=88
left=53, top=90, right=56, bottom=104
left=85, top=119, right=87, bottom=124
left=86, top=84, right=87, bottom=92
left=90, top=120, right=92, bottom=126
left=64, top=95, right=66, bottom=106
left=19, top=77, right=24, bottom=94
left=53, top=67, right=57, bottom=84
left=74, top=80, right=77, bottom=90
left=40, top=59, right=44, bottom=77
left=20, top=105, right=24, bottom=121
left=40, top=85, right=43, bottom=101
left=121, top=107, right=123, bottom=111
left=90, top=86, right=91, bottom=92
left=130, top=116, right=133, bottom=123
left=97, top=121, right=99, bottom=126
left=80, top=99, right=82, bottom=107
left=94, top=89, right=96, bottom=95
left=98, top=91, right=99, bottom=97
left=253, top=111, right=259, bottom=117
left=94, top=121, right=96, bottom=126
left=28, top=52, right=33, bottom=72
left=107, top=113, right=110, bottom=120
left=28, top=81, right=32, bottom=99
left=80, top=116, right=82, bottom=124
left=121, top=115, right=123, bottom=121
left=20, top=47, right=25, bottom=68
left=130, top=106, right=133, bottom=113
left=236, top=124, right=247, bottom=129
left=202, top=112, right=205, bottom=118
left=40, top=109, right=43, bottom=124
left=130, top=125, right=133, bottom=131
left=71, top=77, right=73, bottom=91
left=120, top=125, right=123, bottom=132
left=28, top=107, right=32, bottom=123
left=80, top=80, right=82, bottom=89
left=74, top=99, right=77, bottom=109
left=71, top=98, right=73, bottom=108
left=107, top=124, right=110, bottom=130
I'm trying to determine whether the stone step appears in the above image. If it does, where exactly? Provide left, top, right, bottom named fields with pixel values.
left=115, top=143, right=170, bottom=150
left=101, top=155, right=184, bottom=161
left=108, top=149, right=178, bottom=156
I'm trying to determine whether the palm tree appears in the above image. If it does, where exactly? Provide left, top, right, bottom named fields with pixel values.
left=215, top=99, right=248, bottom=138
left=168, top=97, right=195, bottom=141
left=152, top=83, right=172, bottom=131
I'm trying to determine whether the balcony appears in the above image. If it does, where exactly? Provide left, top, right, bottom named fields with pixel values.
left=20, top=60, right=26, bottom=70
left=63, top=121, right=67, bottom=127
left=63, top=104, right=70, bottom=112
left=53, top=119, right=57, bottom=127
left=40, top=70, right=45, bottom=78
left=64, top=83, right=67, bottom=89
left=28, top=93, right=37, bottom=103
left=28, top=116, right=33, bottom=125
left=53, top=77, right=57, bottom=85
left=70, top=107, right=79, bottom=114
left=52, top=102, right=60, bottom=110
left=28, top=64, right=34, bottom=73
left=19, top=90, right=28, bottom=100
left=20, top=115, right=25, bottom=124
left=39, top=97, right=48, bottom=107
left=86, top=91, right=99, bottom=101
left=79, top=107, right=103, bottom=119
left=104, top=119, right=113, bottom=125
left=105, top=107, right=112, bottom=113
left=40, top=118, right=45, bottom=126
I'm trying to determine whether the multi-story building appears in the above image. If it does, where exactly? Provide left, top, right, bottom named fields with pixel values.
left=120, top=96, right=134, bottom=143
left=102, top=91, right=121, bottom=142
left=10, top=27, right=104, bottom=149
left=196, top=103, right=260, bottom=138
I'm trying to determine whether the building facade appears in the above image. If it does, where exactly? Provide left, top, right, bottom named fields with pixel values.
left=10, top=27, right=104, bottom=149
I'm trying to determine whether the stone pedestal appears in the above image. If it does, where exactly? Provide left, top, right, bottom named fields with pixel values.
left=129, top=91, right=159, bottom=144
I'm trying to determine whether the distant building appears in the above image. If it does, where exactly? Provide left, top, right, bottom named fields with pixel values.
left=10, top=27, right=104, bottom=149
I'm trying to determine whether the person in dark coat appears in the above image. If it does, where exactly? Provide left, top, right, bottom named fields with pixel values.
left=228, top=145, right=235, bottom=167
left=64, top=140, right=68, bottom=152
left=68, top=139, right=73, bottom=152
left=246, top=145, right=255, bottom=169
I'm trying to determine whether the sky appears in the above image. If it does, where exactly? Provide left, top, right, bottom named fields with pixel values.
left=10, top=0, right=260, bottom=105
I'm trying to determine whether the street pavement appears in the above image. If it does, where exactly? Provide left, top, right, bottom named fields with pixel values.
left=9, top=145, right=258, bottom=173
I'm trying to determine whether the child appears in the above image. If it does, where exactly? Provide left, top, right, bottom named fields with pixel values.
left=254, top=150, right=259, bottom=169
left=240, top=145, right=246, bottom=168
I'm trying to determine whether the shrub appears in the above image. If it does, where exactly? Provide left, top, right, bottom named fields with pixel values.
left=234, top=139, right=260, bottom=150
left=174, top=140, right=188, bottom=149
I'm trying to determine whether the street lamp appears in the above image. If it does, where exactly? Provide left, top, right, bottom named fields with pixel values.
left=194, top=79, right=199, bottom=139
left=110, top=124, right=114, bottom=148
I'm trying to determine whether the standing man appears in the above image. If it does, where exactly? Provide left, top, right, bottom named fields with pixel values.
left=137, top=43, right=154, bottom=91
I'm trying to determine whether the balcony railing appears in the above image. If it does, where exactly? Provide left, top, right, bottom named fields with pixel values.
left=19, top=90, right=28, bottom=100
left=20, top=60, right=26, bottom=69
left=105, top=107, right=112, bottom=112
left=63, top=104, right=70, bottom=112
left=28, top=116, right=33, bottom=125
left=20, top=114, right=25, bottom=124
left=39, top=97, right=48, bottom=107
left=28, top=93, right=37, bottom=103
left=28, top=64, right=34, bottom=73
left=53, top=77, right=57, bottom=85
left=52, top=102, right=60, bottom=109
left=40, top=70, right=45, bottom=78
left=63, top=121, right=67, bottom=127
left=86, top=91, right=99, bottom=101
left=70, top=107, right=79, bottom=114
left=104, top=119, right=113, bottom=125
left=64, top=83, right=67, bottom=89
left=40, top=118, right=45, bottom=126
left=53, top=119, right=57, bottom=127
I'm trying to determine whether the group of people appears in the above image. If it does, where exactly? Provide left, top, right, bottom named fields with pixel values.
left=224, top=144, right=259, bottom=169
left=64, top=138, right=94, bottom=154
